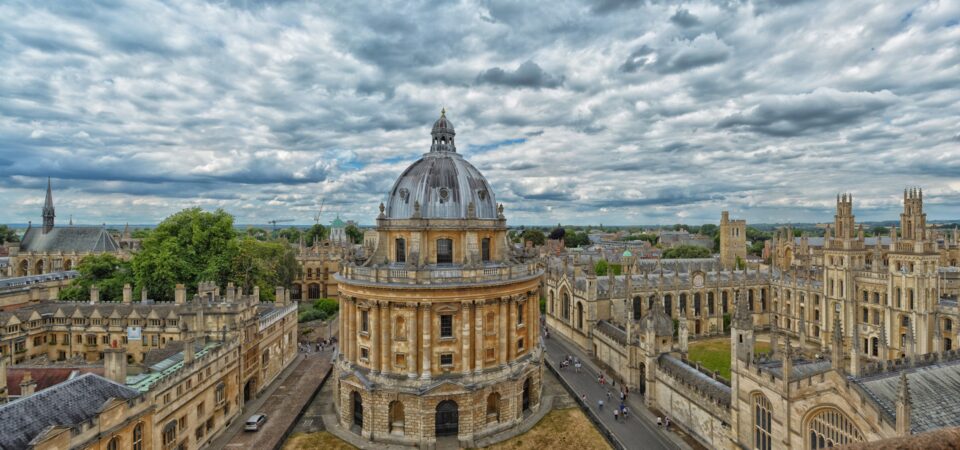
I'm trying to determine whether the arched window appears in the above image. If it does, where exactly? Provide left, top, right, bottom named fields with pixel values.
left=722, top=291, right=729, bottom=314
left=163, top=421, right=177, bottom=446
left=389, top=401, right=405, bottom=435
left=562, top=293, right=570, bottom=320
left=107, top=437, right=119, bottom=450
left=871, top=337, right=879, bottom=357
left=396, top=238, right=406, bottom=263
left=679, top=293, right=687, bottom=313
left=693, top=293, right=702, bottom=317
left=664, top=294, right=673, bottom=316
left=576, top=302, right=584, bottom=330
left=708, top=292, right=715, bottom=316
left=436, top=238, right=453, bottom=264
left=753, top=394, right=773, bottom=450
left=548, top=292, right=554, bottom=314
left=133, top=423, right=143, bottom=450
left=632, top=296, right=642, bottom=320
left=486, top=392, right=501, bottom=423
left=806, top=407, right=864, bottom=449
left=481, top=238, right=491, bottom=262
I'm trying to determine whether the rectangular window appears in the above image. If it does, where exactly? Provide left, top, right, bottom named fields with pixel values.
left=440, top=315, right=453, bottom=338
left=517, top=303, right=524, bottom=325
left=361, top=310, right=369, bottom=333
left=440, top=353, right=453, bottom=366
left=486, top=348, right=495, bottom=361
left=360, top=347, right=369, bottom=361
left=518, top=338, right=525, bottom=351
left=481, top=238, right=491, bottom=262
left=395, top=238, right=406, bottom=263
left=395, top=353, right=406, bottom=368
left=437, top=238, right=453, bottom=264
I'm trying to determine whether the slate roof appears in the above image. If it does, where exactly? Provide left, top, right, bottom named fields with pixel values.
left=0, top=373, right=141, bottom=449
left=757, top=357, right=833, bottom=379
left=594, top=320, right=626, bottom=345
left=658, top=354, right=732, bottom=407
left=5, top=367, right=104, bottom=396
left=20, top=226, right=120, bottom=253
left=854, top=358, right=960, bottom=433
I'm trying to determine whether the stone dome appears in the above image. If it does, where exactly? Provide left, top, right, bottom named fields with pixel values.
left=385, top=111, right=498, bottom=219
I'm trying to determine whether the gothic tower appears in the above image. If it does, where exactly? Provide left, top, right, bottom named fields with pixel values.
left=42, top=178, right=55, bottom=234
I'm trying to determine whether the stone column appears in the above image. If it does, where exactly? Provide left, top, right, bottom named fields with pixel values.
left=461, top=300, right=471, bottom=374
left=421, top=304, right=432, bottom=380
left=371, top=301, right=380, bottom=373
left=349, top=299, right=357, bottom=362
left=380, top=301, right=390, bottom=374
left=408, top=304, right=418, bottom=379
left=499, top=298, right=508, bottom=366
left=507, top=296, right=516, bottom=362
left=474, top=301, right=484, bottom=374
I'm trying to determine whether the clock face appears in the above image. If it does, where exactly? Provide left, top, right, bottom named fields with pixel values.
left=693, top=273, right=704, bottom=288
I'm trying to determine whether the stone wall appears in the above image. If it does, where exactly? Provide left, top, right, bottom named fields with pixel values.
left=654, top=363, right=731, bottom=449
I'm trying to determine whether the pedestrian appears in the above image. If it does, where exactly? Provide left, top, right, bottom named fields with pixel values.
left=623, top=406, right=629, bottom=419
left=606, top=390, right=611, bottom=400
left=665, top=416, right=670, bottom=429
left=619, top=401, right=624, bottom=412
left=598, top=399, right=604, bottom=410
left=581, top=394, right=587, bottom=404
left=620, top=391, right=625, bottom=401
left=598, top=375, right=602, bottom=384
left=576, top=362, right=581, bottom=373
left=657, top=416, right=662, bottom=427
left=613, top=408, right=619, bottom=421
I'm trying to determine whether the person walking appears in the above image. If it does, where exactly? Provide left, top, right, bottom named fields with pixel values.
left=622, top=406, right=629, bottom=420
left=606, top=390, right=611, bottom=400
left=665, top=416, right=671, bottom=429
left=657, top=416, right=662, bottom=427
left=598, top=399, right=604, bottom=410
left=613, top=408, right=619, bottom=421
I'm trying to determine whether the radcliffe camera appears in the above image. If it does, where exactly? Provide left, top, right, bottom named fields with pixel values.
left=0, top=2, right=958, bottom=450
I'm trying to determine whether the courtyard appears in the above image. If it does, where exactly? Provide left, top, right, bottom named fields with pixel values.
left=687, top=337, right=771, bottom=380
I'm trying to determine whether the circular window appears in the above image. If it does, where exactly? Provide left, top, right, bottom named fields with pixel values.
left=399, top=188, right=409, bottom=201
left=477, top=189, right=487, bottom=201
left=439, top=188, right=449, bottom=200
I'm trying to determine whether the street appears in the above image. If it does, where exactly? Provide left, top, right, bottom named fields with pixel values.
left=543, top=326, right=688, bottom=450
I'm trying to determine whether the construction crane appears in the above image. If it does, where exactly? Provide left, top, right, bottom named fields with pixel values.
left=313, top=199, right=325, bottom=225
left=268, top=219, right=294, bottom=230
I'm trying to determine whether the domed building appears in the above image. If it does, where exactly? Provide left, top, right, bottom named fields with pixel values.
left=334, top=110, right=544, bottom=447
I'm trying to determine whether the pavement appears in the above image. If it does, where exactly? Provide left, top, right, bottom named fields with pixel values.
left=208, top=348, right=334, bottom=450
left=543, top=326, right=691, bottom=450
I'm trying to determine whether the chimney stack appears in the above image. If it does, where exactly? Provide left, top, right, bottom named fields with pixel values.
left=104, top=347, right=127, bottom=384
left=141, top=287, right=148, bottom=302
left=253, top=286, right=260, bottom=302
left=19, top=372, right=36, bottom=397
left=184, top=337, right=195, bottom=365
left=122, top=284, right=132, bottom=304
left=226, top=282, right=236, bottom=302
left=275, top=286, right=286, bottom=304
left=175, top=284, right=186, bottom=304
left=89, top=285, right=99, bottom=304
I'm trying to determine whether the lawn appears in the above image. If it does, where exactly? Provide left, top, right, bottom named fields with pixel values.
left=283, top=432, right=357, bottom=450
left=482, top=407, right=611, bottom=450
left=687, top=338, right=770, bottom=380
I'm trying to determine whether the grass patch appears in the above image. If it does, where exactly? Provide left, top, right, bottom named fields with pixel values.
left=481, top=407, right=611, bottom=450
left=688, top=338, right=770, bottom=380
left=283, top=431, right=357, bottom=450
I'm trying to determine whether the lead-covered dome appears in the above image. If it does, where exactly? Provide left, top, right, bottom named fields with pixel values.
left=385, top=110, right=498, bottom=219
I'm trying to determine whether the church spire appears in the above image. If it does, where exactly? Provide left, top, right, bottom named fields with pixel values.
left=42, top=177, right=55, bottom=234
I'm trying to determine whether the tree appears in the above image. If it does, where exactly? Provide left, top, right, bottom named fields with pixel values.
left=277, top=226, right=302, bottom=243
left=0, top=224, right=19, bottom=243
left=548, top=227, right=566, bottom=240
left=345, top=224, right=363, bottom=244
left=304, top=224, right=328, bottom=246
left=131, top=228, right=152, bottom=239
left=870, top=226, right=889, bottom=237
left=245, top=227, right=268, bottom=241
left=594, top=260, right=622, bottom=276
left=564, top=229, right=591, bottom=248
left=520, top=229, right=546, bottom=246
left=131, top=208, right=238, bottom=301
left=229, top=237, right=299, bottom=302
left=59, top=254, right=134, bottom=302
left=622, top=233, right=657, bottom=244
left=662, top=245, right=712, bottom=259
left=698, top=224, right=718, bottom=237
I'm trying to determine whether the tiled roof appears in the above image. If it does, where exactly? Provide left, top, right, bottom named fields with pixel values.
left=658, top=354, right=731, bottom=407
left=20, top=226, right=120, bottom=253
left=6, top=367, right=104, bottom=396
left=854, top=358, right=960, bottom=433
left=0, top=373, right=140, bottom=449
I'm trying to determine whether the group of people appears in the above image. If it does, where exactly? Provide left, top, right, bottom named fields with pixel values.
left=656, top=415, right=671, bottom=429
left=298, top=336, right=337, bottom=354
left=559, top=354, right=582, bottom=372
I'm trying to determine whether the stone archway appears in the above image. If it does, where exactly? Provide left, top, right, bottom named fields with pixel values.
left=18, top=259, right=28, bottom=277
left=352, top=391, right=364, bottom=428
left=34, top=259, right=44, bottom=275
left=435, top=400, right=459, bottom=437
left=522, top=378, right=531, bottom=413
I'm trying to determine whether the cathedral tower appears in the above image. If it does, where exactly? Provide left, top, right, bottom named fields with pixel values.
left=42, top=178, right=55, bottom=234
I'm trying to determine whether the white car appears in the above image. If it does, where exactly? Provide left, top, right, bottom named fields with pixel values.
left=244, top=414, right=267, bottom=431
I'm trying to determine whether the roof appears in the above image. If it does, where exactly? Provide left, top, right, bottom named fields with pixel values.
left=6, top=367, right=104, bottom=396
left=0, top=373, right=140, bottom=450
left=658, top=354, right=731, bottom=407
left=20, top=226, right=120, bottom=253
left=854, top=358, right=960, bottom=433
left=126, top=341, right=219, bottom=392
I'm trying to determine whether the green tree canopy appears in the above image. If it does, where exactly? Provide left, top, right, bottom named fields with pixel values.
left=662, top=245, right=712, bottom=259
left=230, top=237, right=299, bottom=302
left=698, top=223, right=719, bottom=237
left=0, top=225, right=19, bottom=243
left=520, top=229, right=546, bottom=246
left=345, top=224, right=363, bottom=244
left=59, top=253, right=134, bottom=302
left=622, top=233, right=657, bottom=244
left=304, top=224, right=328, bottom=246
left=245, top=227, right=269, bottom=241
left=277, top=226, right=302, bottom=243
left=131, top=208, right=238, bottom=301
left=564, top=229, right=591, bottom=248
left=594, top=260, right=622, bottom=276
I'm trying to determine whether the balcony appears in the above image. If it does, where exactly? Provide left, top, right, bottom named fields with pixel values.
left=337, top=261, right=543, bottom=287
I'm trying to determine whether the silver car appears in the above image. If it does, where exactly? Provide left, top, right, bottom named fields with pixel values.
left=244, top=414, right=267, bottom=431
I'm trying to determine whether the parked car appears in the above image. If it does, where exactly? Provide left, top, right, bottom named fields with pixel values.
left=245, top=414, right=267, bottom=431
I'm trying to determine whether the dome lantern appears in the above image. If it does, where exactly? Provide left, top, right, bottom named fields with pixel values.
left=430, top=108, right=456, bottom=153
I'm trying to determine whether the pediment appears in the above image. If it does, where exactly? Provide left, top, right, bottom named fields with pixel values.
left=423, top=380, right=467, bottom=395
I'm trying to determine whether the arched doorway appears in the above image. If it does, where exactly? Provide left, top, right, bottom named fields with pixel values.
left=522, top=378, right=531, bottom=413
left=18, top=260, right=28, bottom=276
left=34, top=260, right=44, bottom=275
left=435, top=400, right=459, bottom=437
left=308, top=283, right=320, bottom=300
left=352, top=391, right=363, bottom=427
left=63, top=259, right=72, bottom=271
left=243, top=379, right=255, bottom=402
left=576, top=302, right=584, bottom=330
left=638, top=363, right=646, bottom=395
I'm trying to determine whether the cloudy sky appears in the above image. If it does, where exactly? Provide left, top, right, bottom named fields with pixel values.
left=1, top=0, right=959, bottom=227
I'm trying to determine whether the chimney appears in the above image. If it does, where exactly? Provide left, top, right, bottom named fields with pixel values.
left=253, top=286, right=260, bottom=302
left=89, top=285, right=99, bottom=304
left=275, top=286, right=286, bottom=304
left=104, top=347, right=127, bottom=384
left=141, top=287, right=148, bottom=302
left=175, top=284, right=186, bottom=304
left=184, top=337, right=196, bottom=365
left=285, top=288, right=291, bottom=304
left=122, top=284, right=132, bottom=304
left=19, top=372, right=37, bottom=397
left=226, top=282, right=236, bottom=302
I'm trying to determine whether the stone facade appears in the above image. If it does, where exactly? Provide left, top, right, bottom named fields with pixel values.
left=720, top=210, right=746, bottom=270
left=333, top=111, right=543, bottom=448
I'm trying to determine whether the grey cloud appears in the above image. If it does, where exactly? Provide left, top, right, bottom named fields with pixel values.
left=476, top=61, right=564, bottom=89
left=670, top=8, right=701, bottom=28
left=717, top=88, right=899, bottom=137
left=589, top=0, right=644, bottom=14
